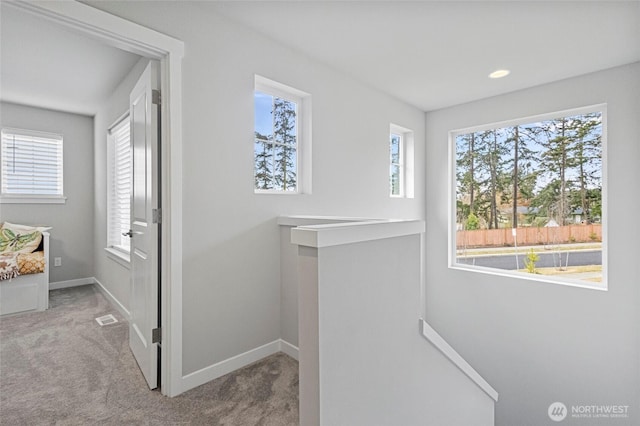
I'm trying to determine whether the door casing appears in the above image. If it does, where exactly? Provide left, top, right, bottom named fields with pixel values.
left=10, top=1, right=185, bottom=397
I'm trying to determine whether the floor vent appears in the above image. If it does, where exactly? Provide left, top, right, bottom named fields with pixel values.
left=95, top=314, right=118, bottom=326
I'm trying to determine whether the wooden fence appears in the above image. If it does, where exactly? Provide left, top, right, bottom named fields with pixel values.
left=456, top=224, right=602, bottom=248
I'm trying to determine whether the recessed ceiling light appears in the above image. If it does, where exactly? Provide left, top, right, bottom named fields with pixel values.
left=489, top=69, right=511, bottom=79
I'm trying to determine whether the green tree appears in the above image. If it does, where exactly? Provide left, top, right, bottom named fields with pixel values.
left=272, top=98, right=297, bottom=191
left=465, top=212, right=480, bottom=230
left=538, top=117, right=575, bottom=225
left=457, top=129, right=509, bottom=229
left=531, top=179, right=561, bottom=220
left=456, top=133, right=479, bottom=218
left=476, top=129, right=509, bottom=229
left=570, top=113, right=602, bottom=222
left=254, top=131, right=273, bottom=190
left=503, top=125, right=539, bottom=228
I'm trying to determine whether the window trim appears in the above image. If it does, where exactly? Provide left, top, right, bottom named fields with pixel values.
left=254, top=75, right=311, bottom=195
left=448, top=104, right=608, bottom=291
left=389, top=123, right=415, bottom=199
left=390, top=131, right=405, bottom=197
left=0, top=127, right=65, bottom=203
left=0, top=195, right=67, bottom=204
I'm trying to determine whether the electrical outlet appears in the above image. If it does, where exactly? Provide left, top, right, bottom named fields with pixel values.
left=54, top=257, right=62, bottom=267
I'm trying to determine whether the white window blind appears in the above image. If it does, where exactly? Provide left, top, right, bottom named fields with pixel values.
left=1, top=128, right=63, bottom=196
left=108, top=117, right=131, bottom=253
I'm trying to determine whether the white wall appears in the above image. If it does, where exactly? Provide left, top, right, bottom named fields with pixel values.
left=425, top=63, right=640, bottom=426
left=86, top=1, right=426, bottom=376
left=93, top=57, right=148, bottom=314
left=0, top=102, right=94, bottom=284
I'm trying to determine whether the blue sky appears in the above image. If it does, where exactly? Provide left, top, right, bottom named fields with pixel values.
left=254, top=91, right=273, bottom=137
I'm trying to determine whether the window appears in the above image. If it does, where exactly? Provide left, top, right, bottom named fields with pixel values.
left=254, top=75, right=311, bottom=194
left=390, top=124, right=414, bottom=198
left=1, top=128, right=64, bottom=202
left=107, top=115, right=131, bottom=256
left=451, top=105, right=606, bottom=290
left=390, top=132, right=404, bottom=196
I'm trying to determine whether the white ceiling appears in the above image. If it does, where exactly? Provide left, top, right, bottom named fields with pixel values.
left=1, top=1, right=638, bottom=115
left=207, top=0, right=640, bottom=111
left=0, top=3, right=142, bottom=116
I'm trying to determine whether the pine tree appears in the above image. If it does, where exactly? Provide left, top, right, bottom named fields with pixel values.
left=254, top=131, right=273, bottom=190
left=474, top=129, right=509, bottom=229
left=504, top=124, right=538, bottom=228
left=538, top=117, right=574, bottom=225
left=456, top=133, right=478, bottom=224
left=570, top=113, right=602, bottom=222
left=272, top=98, right=297, bottom=191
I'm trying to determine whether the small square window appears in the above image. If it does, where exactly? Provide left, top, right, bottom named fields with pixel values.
left=1, top=128, right=64, bottom=202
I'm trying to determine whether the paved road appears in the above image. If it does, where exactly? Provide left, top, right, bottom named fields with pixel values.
left=456, top=250, right=602, bottom=270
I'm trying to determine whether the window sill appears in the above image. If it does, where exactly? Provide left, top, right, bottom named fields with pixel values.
left=449, top=263, right=607, bottom=292
left=255, top=190, right=301, bottom=195
left=0, top=196, right=67, bottom=204
left=105, top=247, right=131, bottom=268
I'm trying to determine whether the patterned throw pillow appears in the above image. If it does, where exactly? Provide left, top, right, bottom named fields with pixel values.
left=18, top=251, right=46, bottom=275
left=0, top=223, right=43, bottom=254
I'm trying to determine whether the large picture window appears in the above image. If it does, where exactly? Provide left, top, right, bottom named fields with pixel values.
left=451, top=105, right=606, bottom=290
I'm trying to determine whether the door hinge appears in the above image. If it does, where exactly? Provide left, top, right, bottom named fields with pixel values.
left=152, top=208, right=162, bottom=224
left=152, top=327, right=162, bottom=344
left=152, top=89, right=161, bottom=105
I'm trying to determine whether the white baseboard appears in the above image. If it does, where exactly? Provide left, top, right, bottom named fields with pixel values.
left=93, top=278, right=131, bottom=320
left=181, top=339, right=299, bottom=393
left=49, top=277, right=131, bottom=320
left=49, top=277, right=95, bottom=290
left=279, top=339, right=299, bottom=360
left=420, top=319, right=499, bottom=402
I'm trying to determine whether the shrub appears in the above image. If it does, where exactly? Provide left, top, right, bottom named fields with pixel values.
left=524, top=249, right=539, bottom=274
left=465, top=213, right=480, bottom=230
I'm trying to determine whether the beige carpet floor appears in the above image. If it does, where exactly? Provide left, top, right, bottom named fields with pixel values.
left=0, top=285, right=299, bottom=425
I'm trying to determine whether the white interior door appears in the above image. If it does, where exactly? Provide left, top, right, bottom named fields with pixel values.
left=128, top=60, right=160, bottom=389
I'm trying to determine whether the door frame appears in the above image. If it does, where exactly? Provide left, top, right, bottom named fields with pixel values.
left=13, top=1, right=185, bottom=397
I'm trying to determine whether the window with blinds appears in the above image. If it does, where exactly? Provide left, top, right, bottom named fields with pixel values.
left=1, top=128, right=64, bottom=197
left=107, top=116, right=131, bottom=254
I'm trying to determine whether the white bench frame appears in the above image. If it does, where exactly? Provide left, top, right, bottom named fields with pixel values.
left=0, top=232, right=50, bottom=316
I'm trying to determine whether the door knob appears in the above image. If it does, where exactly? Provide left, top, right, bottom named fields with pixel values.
left=122, top=230, right=142, bottom=238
